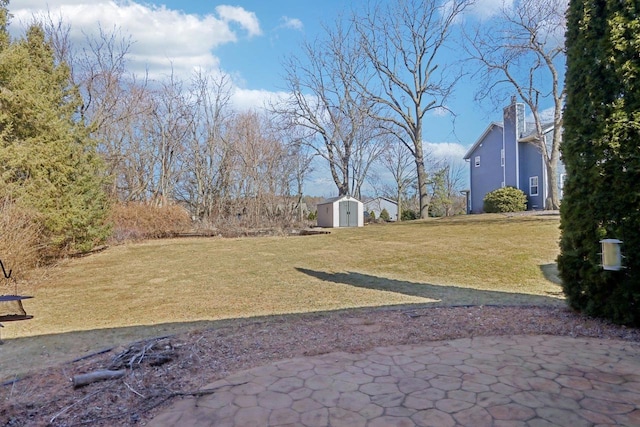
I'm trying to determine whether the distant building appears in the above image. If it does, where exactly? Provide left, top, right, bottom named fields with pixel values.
left=363, top=197, right=398, bottom=221
left=316, top=195, right=364, bottom=228
left=463, top=98, right=565, bottom=213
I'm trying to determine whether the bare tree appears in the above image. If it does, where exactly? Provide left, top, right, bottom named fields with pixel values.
left=177, top=71, right=234, bottom=223
left=430, top=159, right=467, bottom=217
left=465, top=0, right=566, bottom=209
left=275, top=20, right=384, bottom=197
left=353, top=0, right=470, bottom=218
left=43, top=21, right=158, bottom=201
left=378, top=140, right=417, bottom=221
left=225, top=111, right=298, bottom=226
left=279, top=127, right=316, bottom=222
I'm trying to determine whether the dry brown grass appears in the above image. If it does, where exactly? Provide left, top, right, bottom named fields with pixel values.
left=108, top=201, right=192, bottom=242
left=0, top=198, right=43, bottom=281
left=1, top=213, right=564, bottom=379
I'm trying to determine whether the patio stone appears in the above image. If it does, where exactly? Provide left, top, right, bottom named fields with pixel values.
left=147, top=335, right=640, bottom=427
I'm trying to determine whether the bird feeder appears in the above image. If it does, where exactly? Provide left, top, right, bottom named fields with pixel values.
left=0, top=295, right=33, bottom=322
left=600, top=239, right=623, bottom=271
left=0, top=260, right=33, bottom=342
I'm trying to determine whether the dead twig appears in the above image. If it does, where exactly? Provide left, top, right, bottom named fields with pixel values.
left=124, top=381, right=146, bottom=399
left=50, top=385, right=109, bottom=423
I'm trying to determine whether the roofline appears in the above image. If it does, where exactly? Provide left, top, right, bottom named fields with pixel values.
left=463, top=122, right=503, bottom=160
left=364, top=196, right=398, bottom=205
left=518, top=123, right=555, bottom=143
left=317, top=195, right=361, bottom=205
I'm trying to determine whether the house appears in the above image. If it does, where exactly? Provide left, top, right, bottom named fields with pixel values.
left=316, top=195, right=364, bottom=228
left=463, top=98, right=565, bottom=213
left=363, top=197, right=398, bottom=221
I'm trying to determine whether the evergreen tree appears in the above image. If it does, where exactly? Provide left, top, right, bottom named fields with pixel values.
left=558, top=0, right=640, bottom=324
left=0, top=7, right=110, bottom=253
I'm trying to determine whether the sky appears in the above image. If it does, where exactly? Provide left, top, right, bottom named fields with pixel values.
left=8, top=0, right=561, bottom=197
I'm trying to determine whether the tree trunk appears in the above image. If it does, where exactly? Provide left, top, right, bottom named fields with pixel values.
left=415, top=143, right=430, bottom=219
left=396, top=186, right=403, bottom=222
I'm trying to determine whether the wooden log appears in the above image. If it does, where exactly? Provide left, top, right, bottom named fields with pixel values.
left=72, top=369, right=125, bottom=388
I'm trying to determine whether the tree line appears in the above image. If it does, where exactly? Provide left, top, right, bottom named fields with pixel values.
left=0, top=0, right=567, bottom=262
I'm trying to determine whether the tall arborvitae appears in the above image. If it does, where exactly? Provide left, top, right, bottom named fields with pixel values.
left=0, top=6, right=110, bottom=253
left=558, top=0, right=640, bottom=325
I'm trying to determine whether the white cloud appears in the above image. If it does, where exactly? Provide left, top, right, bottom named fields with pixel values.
left=215, top=5, right=262, bottom=37
left=8, top=1, right=287, bottom=109
left=431, top=106, right=450, bottom=117
left=526, top=106, right=557, bottom=124
left=231, top=88, right=290, bottom=111
left=425, top=142, right=468, bottom=163
left=466, top=0, right=514, bottom=20
left=9, top=1, right=260, bottom=79
left=280, top=16, right=303, bottom=31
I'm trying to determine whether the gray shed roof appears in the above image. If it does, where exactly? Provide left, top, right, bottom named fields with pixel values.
left=317, top=195, right=361, bottom=205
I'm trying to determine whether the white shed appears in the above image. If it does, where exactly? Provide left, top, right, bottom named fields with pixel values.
left=364, top=197, right=399, bottom=221
left=316, top=195, right=364, bottom=228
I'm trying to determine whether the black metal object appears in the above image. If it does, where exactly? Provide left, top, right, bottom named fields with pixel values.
left=0, top=259, right=11, bottom=279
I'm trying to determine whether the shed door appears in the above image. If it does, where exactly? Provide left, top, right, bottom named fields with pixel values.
left=339, top=201, right=358, bottom=227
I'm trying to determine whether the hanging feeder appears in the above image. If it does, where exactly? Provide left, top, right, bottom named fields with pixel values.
left=600, top=239, right=623, bottom=271
left=0, top=260, right=33, bottom=341
left=0, top=295, right=34, bottom=322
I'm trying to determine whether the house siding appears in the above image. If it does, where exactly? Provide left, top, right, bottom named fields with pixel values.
left=518, top=141, right=545, bottom=209
left=468, top=125, right=504, bottom=213
left=465, top=100, right=565, bottom=214
left=364, top=197, right=398, bottom=221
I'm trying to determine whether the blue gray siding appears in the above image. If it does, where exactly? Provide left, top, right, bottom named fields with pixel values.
left=518, top=142, right=545, bottom=209
left=468, top=125, right=503, bottom=213
left=465, top=100, right=564, bottom=213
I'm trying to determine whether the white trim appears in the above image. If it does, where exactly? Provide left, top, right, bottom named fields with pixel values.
left=515, top=127, right=520, bottom=190
left=463, top=122, right=503, bottom=159
left=541, top=152, right=547, bottom=208
left=529, top=176, right=539, bottom=196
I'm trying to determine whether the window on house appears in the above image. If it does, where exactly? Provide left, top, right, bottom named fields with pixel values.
left=530, top=176, right=539, bottom=196
left=475, top=156, right=480, bottom=167
left=500, top=149, right=505, bottom=166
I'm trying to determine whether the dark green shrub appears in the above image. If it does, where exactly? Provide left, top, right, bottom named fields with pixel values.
left=483, top=187, right=527, bottom=213
left=369, top=211, right=376, bottom=221
left=401, top=209, right=417, bottom=221
left=307, top=210, right=317, bottom=221
left=558, top=0, right=640, bottom=325
left=380, top=208, right=390, bottom=221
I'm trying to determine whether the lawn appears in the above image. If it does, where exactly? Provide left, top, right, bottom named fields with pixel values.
left=1, top=213, right=564, bottom=378
left=7, top=213, right=563, bottom=337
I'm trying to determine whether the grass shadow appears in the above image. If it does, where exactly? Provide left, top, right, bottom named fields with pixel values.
left=540, top=263, right=562, bottom=285
left=0, top=304, right=446, bottom=383
left=295, top=267, right=564, bottom=307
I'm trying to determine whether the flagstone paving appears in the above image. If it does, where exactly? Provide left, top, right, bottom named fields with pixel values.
left=148, top=335, right=640, bottom=426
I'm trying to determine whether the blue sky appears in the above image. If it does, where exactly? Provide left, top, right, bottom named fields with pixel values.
left=9, top=0, right=562, bottom=196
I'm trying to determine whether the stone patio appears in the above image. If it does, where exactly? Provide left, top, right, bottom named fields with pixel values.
left=148, top=335, right=640, bottom=426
